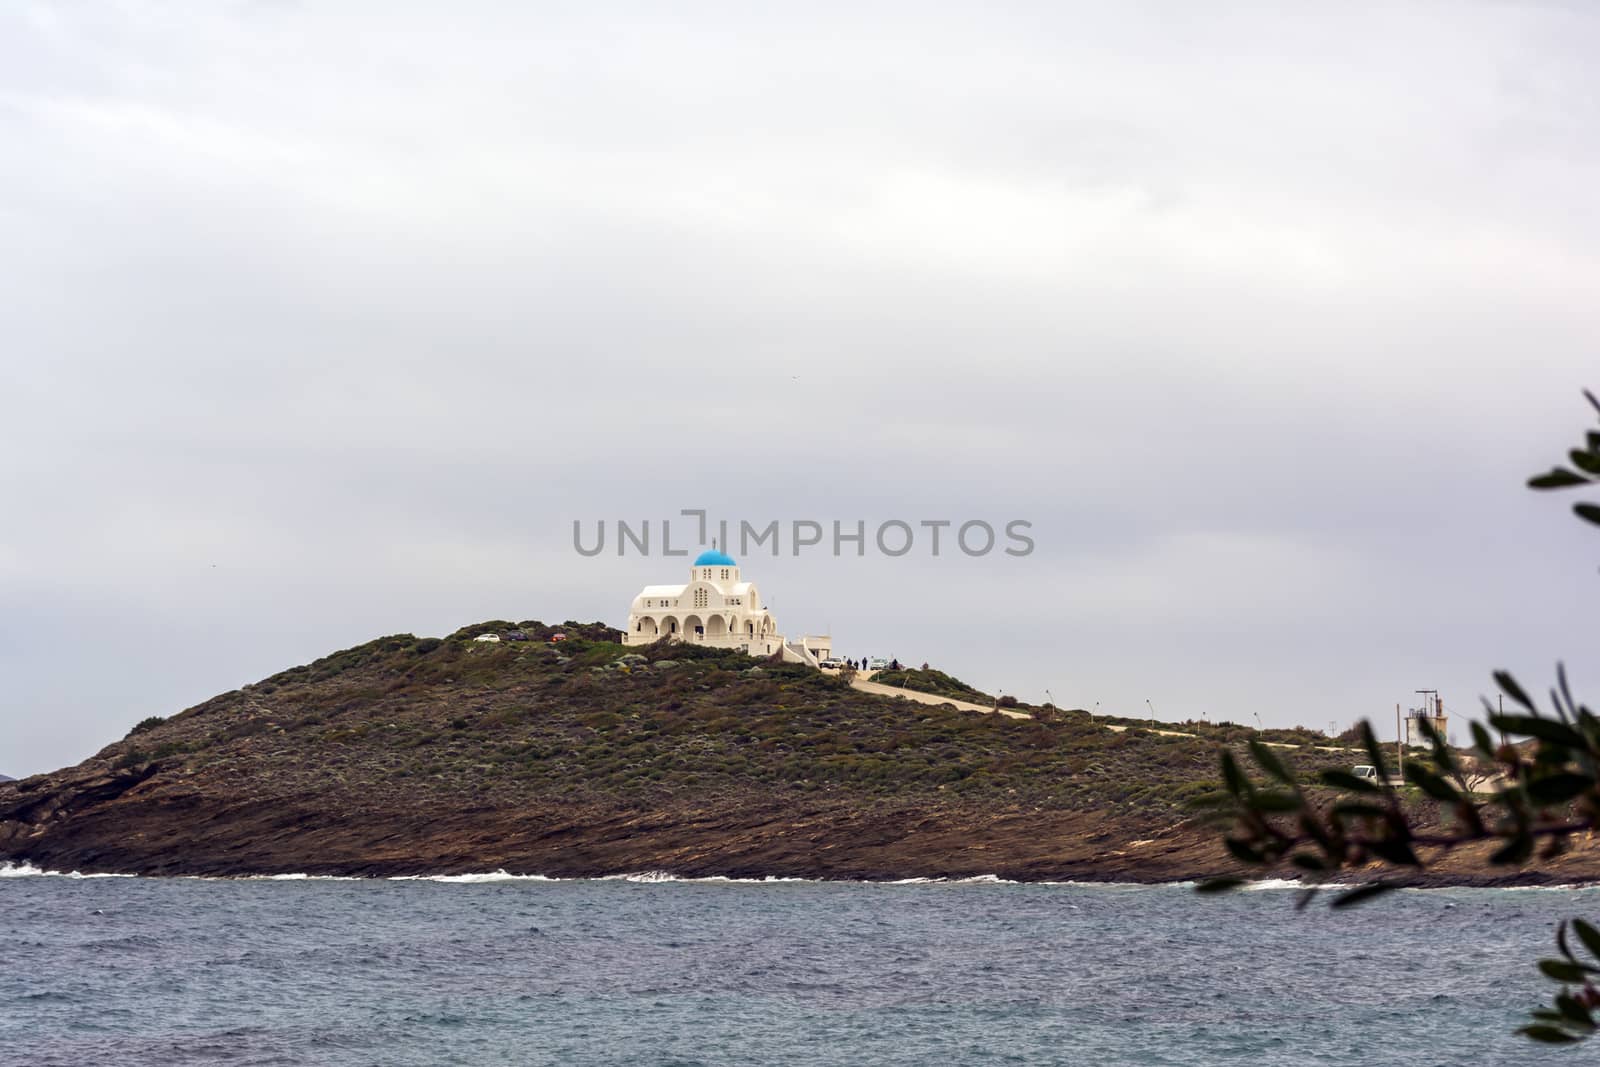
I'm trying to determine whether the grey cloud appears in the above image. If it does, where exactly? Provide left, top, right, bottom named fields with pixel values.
left=1, top=2, right=1598, bottom=773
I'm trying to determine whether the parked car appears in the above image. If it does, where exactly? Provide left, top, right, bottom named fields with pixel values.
left=868, top=657, right=890, bottom=671
left=474, top=633, right=501, bottom=643
left=504, top=631, right=528, bottom=642
left=549, top=633, right=567, bottom=642
left=1352, top=764, right=1401, bottom=787
left=819, top=658, right=845, bottom=670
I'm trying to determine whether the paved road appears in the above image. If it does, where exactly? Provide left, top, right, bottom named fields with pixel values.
left=833, top=670, right=1373, bottom=759
left=839, top=671, right=1219, bottom=733
left=828, top=670, right=1033, bottom=719
left=838, top=670, right=1204, bottom=732
left=838, top=672, right=1507, bottom=794
left=833, top=672, right=1477, bottom=789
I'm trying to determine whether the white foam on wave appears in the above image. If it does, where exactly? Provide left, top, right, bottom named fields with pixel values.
left=600, top=871, right=811, bottom=884
left=1486, top=883, right=1600, bottom=892
left=400, top=871, right=1014, bottom=886
left=601, top=870, right=676, bottom=883
left=1035, top=879, right=1170, bottom=889
left=1242, top=878, right=1321, bottom=892
left=0, top=861, right=134, bottom=879
left=390, top=869, right=558, bottom=884
left=1206, top=879, right=1600, bottom=894
left=879, top=874, right=1020, bottom=886
left=315, top=873, right=1600, bottom=892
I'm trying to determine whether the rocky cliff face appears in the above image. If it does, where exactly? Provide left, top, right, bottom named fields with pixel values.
left=2, top=621, right=1594, bottom=885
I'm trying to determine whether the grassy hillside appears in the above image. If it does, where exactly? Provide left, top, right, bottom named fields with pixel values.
left=0, top=619, right=1395, bottom=880
left=868, top=666, right=995, bottom=705
left=92, top=621, right=1359, bottom=816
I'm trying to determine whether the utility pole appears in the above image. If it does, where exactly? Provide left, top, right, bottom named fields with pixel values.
left=1395, top=703, right=1402, bottom=780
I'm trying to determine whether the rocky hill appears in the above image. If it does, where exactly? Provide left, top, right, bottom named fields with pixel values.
left=2, top=620, right=1592, bottom=883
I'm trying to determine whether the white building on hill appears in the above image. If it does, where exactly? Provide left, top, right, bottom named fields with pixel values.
left=623, top=548, right=830, bottom=665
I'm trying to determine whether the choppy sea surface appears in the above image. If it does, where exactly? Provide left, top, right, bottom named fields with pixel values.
left=0, top=864, right=1589, bottom=1066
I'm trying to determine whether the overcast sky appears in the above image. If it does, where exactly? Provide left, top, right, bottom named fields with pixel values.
left=2, top=2, right=1597, bottom=776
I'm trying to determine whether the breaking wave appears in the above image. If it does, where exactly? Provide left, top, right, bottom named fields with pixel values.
left=390, top=870, right=558, bottom=884
left=0, top=861, right=133, bottom=879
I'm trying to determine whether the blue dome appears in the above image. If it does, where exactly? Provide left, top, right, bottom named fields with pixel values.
left=693, top=549, right=736, bottom=566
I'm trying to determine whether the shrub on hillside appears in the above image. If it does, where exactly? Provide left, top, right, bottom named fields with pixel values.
left=126, top=715, right=166, bottom=738
left=872, top=667, right=994, bottom=704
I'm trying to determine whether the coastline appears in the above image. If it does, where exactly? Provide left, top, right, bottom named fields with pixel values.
left=3, top=858, right=1594, bottom=891
left=6, top=631, right=1598, bottom=895
left=7, top=748, right=1600, bottom=890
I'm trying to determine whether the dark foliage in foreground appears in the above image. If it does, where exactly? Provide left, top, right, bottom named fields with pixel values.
left=1199, top=390, right=1600, bottom=1043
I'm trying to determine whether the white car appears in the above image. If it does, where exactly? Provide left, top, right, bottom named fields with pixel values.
left=1352, top=764, right=1402, bottom=787
left=868, top=658, right=890, bottom=671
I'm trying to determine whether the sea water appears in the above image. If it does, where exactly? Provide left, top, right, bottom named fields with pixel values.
left=0, top=866, right=1586, bottom=1065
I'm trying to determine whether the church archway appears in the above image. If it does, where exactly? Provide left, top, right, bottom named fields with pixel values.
left=663, top=616, right=681, bottom=636
left=705, top=615, right=728, bottom=636
left=637, top=617, right=659, bottom=637
left=683, top=614, right=705, bottom=640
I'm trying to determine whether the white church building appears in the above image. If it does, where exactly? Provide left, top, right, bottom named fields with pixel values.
left=623, top=548, right=831, bottom=665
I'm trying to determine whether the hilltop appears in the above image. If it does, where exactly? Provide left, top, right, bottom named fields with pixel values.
left=1, top=621, right=1592, bottom=883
